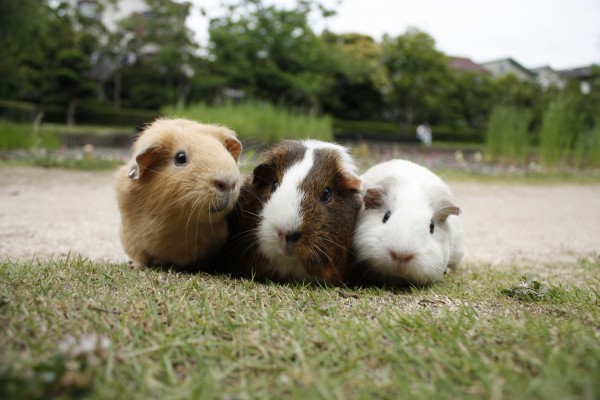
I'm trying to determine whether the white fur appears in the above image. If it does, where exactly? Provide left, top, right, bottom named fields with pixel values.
left=354, top=160, right=464, bottom=285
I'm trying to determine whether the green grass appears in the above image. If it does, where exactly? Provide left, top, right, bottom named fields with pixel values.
left=1, top=257, right=599, bottom=399
left=163, top=102, right=333, bottom=143
left=0, top=120, right=60, bottom=150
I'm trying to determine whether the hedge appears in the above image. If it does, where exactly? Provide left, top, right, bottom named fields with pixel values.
left=0, top=100, right=158, bottom=127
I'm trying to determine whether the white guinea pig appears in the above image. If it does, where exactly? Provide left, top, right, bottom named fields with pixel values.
left=223, top=139, right=363, bottom=283
left=352, top=159, right=464, bottom=285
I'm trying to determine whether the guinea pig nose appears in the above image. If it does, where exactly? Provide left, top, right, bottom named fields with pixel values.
left=214, top=177, right=237, bottom=192
left=285, top=231, right=302, bottom=243
left=390, top=251, right=414, bottom=264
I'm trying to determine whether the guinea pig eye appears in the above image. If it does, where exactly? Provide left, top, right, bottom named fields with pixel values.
left=320, top=187, right=332, bottom=204
left=382, top=210, right=391, bottom=224
left=429, top=219, right=435, bottom=234
left=271, top=180, right=279, bottom=192
left=174, top=151, right=187, bottom=166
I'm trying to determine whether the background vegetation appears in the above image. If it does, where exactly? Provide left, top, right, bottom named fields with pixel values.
left=1, top=0, right=599, bottom=162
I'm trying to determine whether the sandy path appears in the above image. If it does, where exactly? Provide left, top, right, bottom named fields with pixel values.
left=1, top=167, right=599, bottom=266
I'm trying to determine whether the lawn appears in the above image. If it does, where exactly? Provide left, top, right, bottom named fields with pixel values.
left=1, top=256, right=598, bottom=399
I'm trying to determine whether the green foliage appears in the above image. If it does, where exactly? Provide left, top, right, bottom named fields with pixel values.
left=111, top=0, right=199, bottom=108
left=208, top=0, right=337, bottom=110
left=485, top=106, right=531, bottom=163
left=320, top=33, right=387, bottom=120
left=381, top=28, right=452, bottom=126
left=164, top=102, right=332, bottom=142
left=0, top=0, right=46, bottom=99
left=444, top=71, right=496, bottom=132
left=501, top=275, right=551, bottom=301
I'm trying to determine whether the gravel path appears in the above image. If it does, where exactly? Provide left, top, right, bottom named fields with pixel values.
left=1, top=167, right=599, bottom=266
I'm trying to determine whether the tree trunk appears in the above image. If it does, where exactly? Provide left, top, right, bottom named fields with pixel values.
left=113, top=70, right=122, bottom=110
left=66, top=98, right=77, bottom=126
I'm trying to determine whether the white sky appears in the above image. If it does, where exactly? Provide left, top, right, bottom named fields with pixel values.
left=187, top=0, right=600, bottom=70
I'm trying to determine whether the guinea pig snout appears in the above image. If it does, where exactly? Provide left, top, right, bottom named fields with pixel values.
left=276, top=228, right=302, bottom=256
left=389, top=250, right=414, bottom=264
left=209, top=174, right=239, bottom=213
left=213, top=175, right=238, bottom=193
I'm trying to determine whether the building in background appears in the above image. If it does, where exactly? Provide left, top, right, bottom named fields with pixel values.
left=531, top=66, right=565, bottom=90
left=480, top=58, right=535, bottom=82
left=558, top=66, right=596, bottom=94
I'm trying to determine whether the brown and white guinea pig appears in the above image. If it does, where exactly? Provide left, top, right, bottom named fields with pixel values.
left=115, top=118, right=242, bottom=269
left=352, top=159, right=464, bottom=285
left=223, top=140, right=363, bottom=283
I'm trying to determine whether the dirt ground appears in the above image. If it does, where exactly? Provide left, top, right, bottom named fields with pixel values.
left=1, top=167, right=599, bottom=266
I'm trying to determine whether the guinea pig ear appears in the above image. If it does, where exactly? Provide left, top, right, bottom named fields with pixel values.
left=363, top=187, right=386, bottom=210
left=252, top=162, right=275, bottom=188
left=214, top=128, right=242, bottom=163
left=128, top=144, right=164, bottom=181
left=434, top=199, right=461, bottom=221
left=224, top=137, right=242, bottom=163
left=339, top=172, right=361, bottom=191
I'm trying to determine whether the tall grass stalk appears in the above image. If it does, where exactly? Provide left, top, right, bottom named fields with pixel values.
left=587, top=123, right=600, bottom=167
left=485, top=106, right=531, bottom=164
left=164, top=102, right=332, bottom=143
left=538, top=97, right=577, bottom=167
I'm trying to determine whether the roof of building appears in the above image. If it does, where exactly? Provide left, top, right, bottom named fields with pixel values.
left=557, top=66, right=596, bottom=79
left=447, top=56, right=490, bottom=74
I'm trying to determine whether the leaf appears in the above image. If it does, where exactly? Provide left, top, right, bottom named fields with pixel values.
left=501, top=275, right=551, bottom=301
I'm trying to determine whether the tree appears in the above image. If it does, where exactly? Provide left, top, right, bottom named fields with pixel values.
left=109, top=0, right=198, bottom=109
left=444, top=70, right=496, bottom=132
left=381, top=28, right=451, bottom=127
left=207, top=0, right=336, bottom=110
left=36, top=1, right=99, bottom=124
left=321, top=32, right=388, bottom=120
left=0, top=0, right=47, bottom=100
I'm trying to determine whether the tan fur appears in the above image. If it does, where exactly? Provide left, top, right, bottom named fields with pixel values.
left=115, top=118, right=242, bottom=268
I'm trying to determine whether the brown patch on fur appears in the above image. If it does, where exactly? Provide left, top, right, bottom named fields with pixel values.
left=222, top=141, right=306, bottom=276
left=296, top=148, right=362, bottom=283
left=222, top=142, right=362, bottom=284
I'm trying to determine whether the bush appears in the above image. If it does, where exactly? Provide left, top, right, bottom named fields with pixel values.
left=333, top=120, right=481, bottom=143
left=0, top=100, right=38, bottom=123
left=0, top=99, right=159, bottom=127
left=164, top=102, right=332, bottom=143
left=485, top=106, right=531, bottom=164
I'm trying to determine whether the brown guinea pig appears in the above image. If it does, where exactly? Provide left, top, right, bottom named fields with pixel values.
left=222, top=140, right=363, bottom=284
left=115, top=118, right=242, bottom=269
